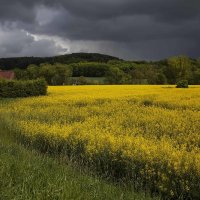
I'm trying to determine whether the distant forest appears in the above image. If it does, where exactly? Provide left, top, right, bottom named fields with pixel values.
left=0, top=53, right=200, bottom=85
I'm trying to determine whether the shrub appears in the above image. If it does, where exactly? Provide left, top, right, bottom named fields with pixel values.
left=0, top=79, right=47, bottom=98
left=176, top=80, right=188, bottom=88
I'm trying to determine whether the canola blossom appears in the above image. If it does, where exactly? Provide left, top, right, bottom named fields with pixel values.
left=0, top=85, right=200, bottom=199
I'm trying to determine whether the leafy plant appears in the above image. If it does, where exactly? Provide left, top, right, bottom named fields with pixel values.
left=176, top=80, right=188, bottom=88
left=0, top=79, right=47, bottom=98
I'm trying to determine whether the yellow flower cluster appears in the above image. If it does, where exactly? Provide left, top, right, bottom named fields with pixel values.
left=0, top=85, right=200, bottom=198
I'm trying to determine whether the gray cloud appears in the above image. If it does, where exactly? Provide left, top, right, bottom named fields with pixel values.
left=0, top=28, right=67, bottom=57
left=0, top=0, right=200, bottom=60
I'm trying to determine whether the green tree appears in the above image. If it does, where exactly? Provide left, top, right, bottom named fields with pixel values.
left=27, top=64, right=40, bottom=79
left=193, top=69, right=200, bottom=84
left=130, top=68, right=144, bottom=84
left=77, top=76, right=88, bottom=85
left=14, top=68, right=28, bottom=80
left=106, top=67, right=130, bottom=84
left=167, top=55, right=191, bottom=83
left=39, top=63, right=56, bottom=85
left=155, top=73, right=167, bottom=84
left=52, top=63, right=72, bottom=85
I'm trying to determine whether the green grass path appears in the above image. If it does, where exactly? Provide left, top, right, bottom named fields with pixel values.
left=0, top=123, right=154, bottom=200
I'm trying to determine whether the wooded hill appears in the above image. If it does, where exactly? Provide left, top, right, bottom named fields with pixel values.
left=0, top=53, right=121, bottom=70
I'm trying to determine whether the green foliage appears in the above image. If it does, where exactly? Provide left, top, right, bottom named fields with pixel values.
left=167, top=55, right=191, bottom=83
left=176, top=80, right=189, bottom=88
left=155, top=73, right=167, bottom=84
left=39, top=63, right=57, bottom=84
left=191, top=68, right=200, bottom=84
left=15, top=63, right=72, bottom=85
left=40, top=63, right=72, bottom=85
left=14, top=68, right=28, bottom=80
left=70, top=62, right=110, bottom=77
left=0, top=53, right=120, bottom=70
left=27, top=64, right=40, bottom=79
left=3, top=54, right=200, bottom=85
left=75, top=76, right=88, bottom=85
left=106, top=67, right=131, bottom=84
left=0, top=79, right=47, bottom=98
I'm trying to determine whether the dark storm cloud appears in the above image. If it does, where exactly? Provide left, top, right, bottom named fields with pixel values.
left=0, top=0, right=200, bottom=59
left=53, top=0, right=200, bottom=22
left=0, top=0, right=38, bottom=23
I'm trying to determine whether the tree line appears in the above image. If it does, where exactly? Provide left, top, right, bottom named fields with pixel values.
left=1, top=54, right=200, bottom=85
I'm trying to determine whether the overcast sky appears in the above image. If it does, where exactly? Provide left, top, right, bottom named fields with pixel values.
left=0, top=0, right=200, bottom=60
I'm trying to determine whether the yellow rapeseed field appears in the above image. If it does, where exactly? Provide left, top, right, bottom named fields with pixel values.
left=0, top=85, right=200, bottom=199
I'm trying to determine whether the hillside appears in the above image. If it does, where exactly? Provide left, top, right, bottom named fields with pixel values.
left=0, top=53, right=121, bottom=70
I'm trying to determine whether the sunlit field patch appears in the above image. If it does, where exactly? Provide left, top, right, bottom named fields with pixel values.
left=0, top=85, right=200, bottom=199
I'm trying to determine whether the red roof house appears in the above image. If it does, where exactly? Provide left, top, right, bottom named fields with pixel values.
left=0, top=70, right=15, bottom=80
